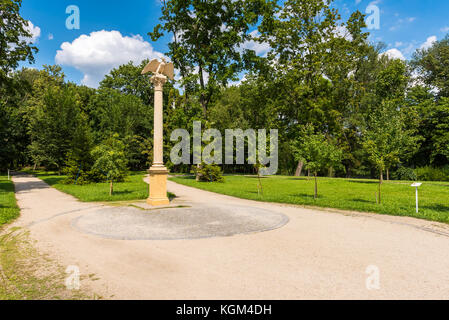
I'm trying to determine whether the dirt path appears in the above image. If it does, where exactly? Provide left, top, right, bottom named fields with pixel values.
left=10, top=174, right=449, bottom=299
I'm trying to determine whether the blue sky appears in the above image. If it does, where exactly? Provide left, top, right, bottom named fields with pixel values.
left=19, top=0, right=449, bottom=87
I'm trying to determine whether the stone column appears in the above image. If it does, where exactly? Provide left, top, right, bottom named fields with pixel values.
left=147, top=74, right=170, bottom=206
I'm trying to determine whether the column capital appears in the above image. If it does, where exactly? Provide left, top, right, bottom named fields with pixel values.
left=151, top=74, right=168, bottom=91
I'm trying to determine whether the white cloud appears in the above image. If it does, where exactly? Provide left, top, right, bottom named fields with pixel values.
left=55, top=30, right=165, bottom=87
left=239, top=30, right=270, bottom=57
left=383, top=48, right=405, bottom=61
left=441, top=26, right=449, bottom=33
left=23, top=21, right=41, bottom=43
left=420, top=36, right=437, bottom=50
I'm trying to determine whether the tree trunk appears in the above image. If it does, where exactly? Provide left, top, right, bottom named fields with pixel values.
left=307, top=169, right=311, bottom=180
left=328, top=166, right=334, bottom=178
left=386, top=168, right=390, bottom=181
left=378, top=170, right=382, bottom=204
left=314, top=172, right=318, bottom=200
left=33, top=162, right=37, bottom=171
left=295, top=161, right=304, bottom=177
left=380, top=169, right=383, bottom=184
left=110, top=181, right=113, bottom=196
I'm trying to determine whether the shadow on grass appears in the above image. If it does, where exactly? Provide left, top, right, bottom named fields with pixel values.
left=290, top=193, right=322, bottom=200
left=422, top=204, right=449, bottom=212
left=347, top=180, right=378, bottom=185
left=174, top=176, right=196, bottom=181
left=286, top=177, right=310, bottom=181
left=349, top=198, right=374, bottom=204
left=41, top=177, right=66, bottom=186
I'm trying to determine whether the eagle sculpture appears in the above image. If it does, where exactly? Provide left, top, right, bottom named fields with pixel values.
left=141, top=58, right=175, bottom=80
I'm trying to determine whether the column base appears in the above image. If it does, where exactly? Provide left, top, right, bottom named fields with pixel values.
left=147, top=166, right=170, bottom=206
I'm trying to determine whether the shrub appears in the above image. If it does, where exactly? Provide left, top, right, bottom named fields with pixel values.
left=195, top=163, right=224, bottom=182
left=415, top=166, right=449, bottom=182
left=393, top=167, right=417, bottom=181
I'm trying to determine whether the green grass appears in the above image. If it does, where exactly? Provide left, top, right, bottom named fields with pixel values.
left=0, top=175, right=20, bottom=227
left=170, top=175, right=449, bottom=223
left=34, top=171, right=150, bottom=202
left=30, top=171, right=175, bottom=203
left=0, top=228, right=100, bottom=300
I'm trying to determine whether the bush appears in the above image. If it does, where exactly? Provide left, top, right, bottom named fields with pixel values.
left=195, top=163, right=225, bottom=182
left=393, top=167, right=417, bottom=181
left=415, top=166, right=449, bottom=182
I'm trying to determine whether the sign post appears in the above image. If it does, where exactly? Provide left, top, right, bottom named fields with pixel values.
left=410, top=182, right=422, bottom=213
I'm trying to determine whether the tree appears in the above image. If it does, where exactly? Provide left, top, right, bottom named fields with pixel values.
left=362, top=101, right=419, bottom=204
left=0, top=0, right=38, bottom=88
left=0, top=0, right=38, bottom=168
left=293, top=124, right=343, bottom=199
left=149, top=0, right=267, bottom=118
left=100, top=60, right=155, bottom=106
left=258, top=0, right=368, bottom=176
left=91, top=135, right=128, bottom=196
left=27, top=74, right=81, bottom=173
left=411, top=35, right=449, bottom=98
left=87, top=87, right=154, bottom=142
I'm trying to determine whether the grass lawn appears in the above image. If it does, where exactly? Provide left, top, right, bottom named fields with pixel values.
left=0, top=175, right=20, bottom=227
left=34, top=171, right=150, bottom=202
left=0, top=229, right=100, bottom=300
left=170, top=175, right=449, bottom=223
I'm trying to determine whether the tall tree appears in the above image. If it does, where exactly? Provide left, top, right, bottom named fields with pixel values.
left=258, top=0, right=368, bottom=176
left=362, top=101, right=419, bottom=204
left=149, top=0, right=269, bottom=118
left=411, top=35, right=449, bottom=99
left=0, top=0, right=38, bottom=88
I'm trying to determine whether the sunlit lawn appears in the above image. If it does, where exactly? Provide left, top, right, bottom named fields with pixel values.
left=0, top=175, right=20, bottom=226
left=170, top=175, right=449, bottom=223
left=35, top=171, right=150, bottom=202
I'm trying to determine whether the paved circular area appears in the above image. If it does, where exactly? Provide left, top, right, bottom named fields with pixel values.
left=72, top=204, right=289, bottom=240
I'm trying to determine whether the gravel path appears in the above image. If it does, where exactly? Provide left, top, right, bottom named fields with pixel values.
left=10, top=174, right=449, bottom=299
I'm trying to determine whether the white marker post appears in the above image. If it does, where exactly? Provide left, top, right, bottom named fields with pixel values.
left=411, top=182, right=422, bottom=213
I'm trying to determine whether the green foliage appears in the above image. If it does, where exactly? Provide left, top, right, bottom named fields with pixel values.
left=195, top=163, right=225, bottom=183
left=27, top=73, right=82, bottom=172
left=293, top=124, right=343, bottom=198
left=149, top=0, right=267, bottom=117
left=415, top=166, right=449, bottom=182
left=363, top=101, right=419, bottom=175
left=393, top=167, right=417, bottom=181
left=293, top=125, right=343, bottom=176
left=411, top=35, right=449, bottom=98
left=91, top=135, right=129, bottom=185
left=0, top=0, right=38, bottom=84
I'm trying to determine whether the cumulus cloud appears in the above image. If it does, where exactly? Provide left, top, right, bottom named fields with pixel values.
left=383, top=48, right=405, bottom=60
left=420, top=36, right=437, bottom=50
left=55, top=30, right=165, bottom=87
left=23, top=21, right=41, bottom=43
left=239, top=30, right=270, bottom=57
